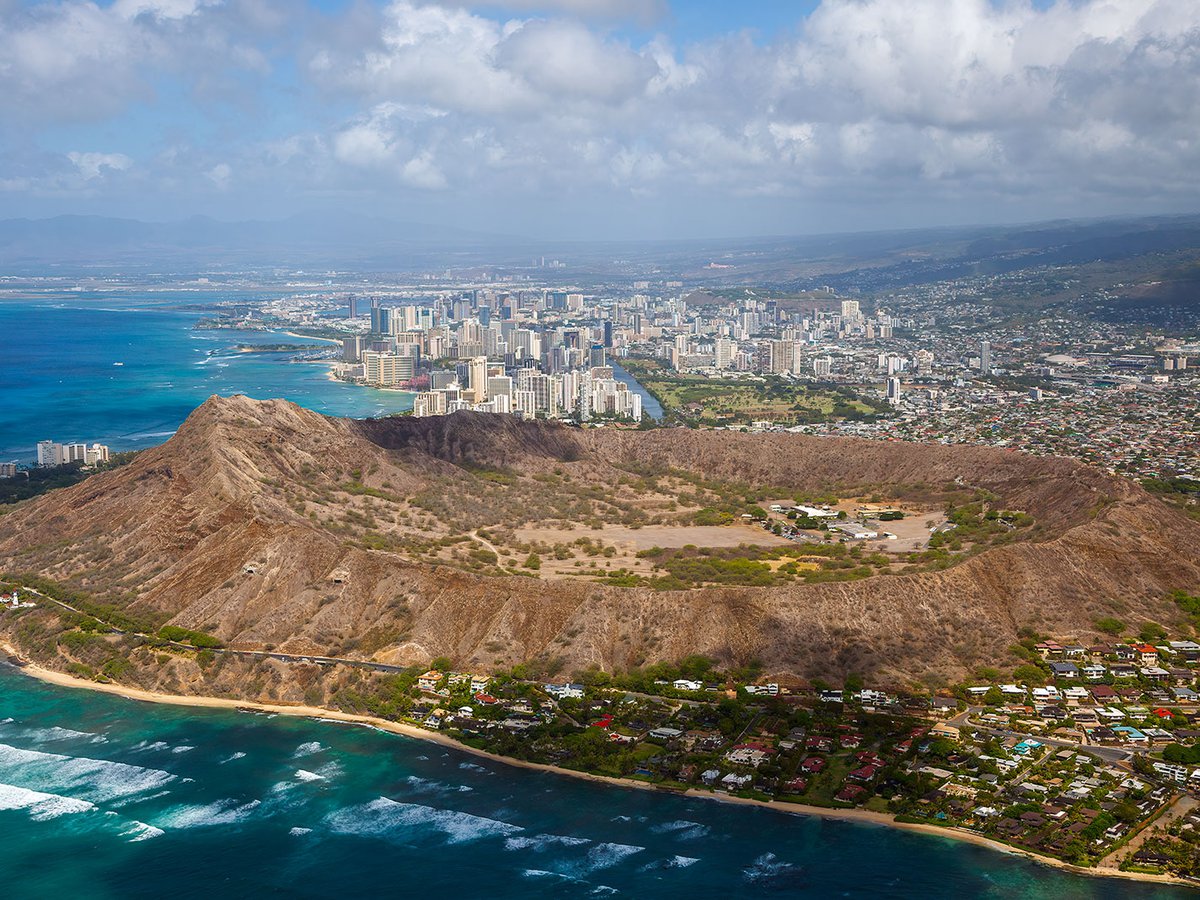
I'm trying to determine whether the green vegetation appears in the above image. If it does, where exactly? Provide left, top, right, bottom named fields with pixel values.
left=158, top=625, right=224, bottom=649
left=616, top=542, right=891, bottom=590
left=621, top=358, right=888, bottom=427
left=927, top=502, right=1033, bottom=552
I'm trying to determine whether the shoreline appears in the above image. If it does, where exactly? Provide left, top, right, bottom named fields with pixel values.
left=2, top=649, right=1194, bottom=891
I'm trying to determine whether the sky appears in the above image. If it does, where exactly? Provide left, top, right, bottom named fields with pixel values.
left=1, top=0, right=1199, bottom=240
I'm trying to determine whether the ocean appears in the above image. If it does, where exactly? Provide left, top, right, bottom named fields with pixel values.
left=0, top=665, right=1186, bottom=899
left=0, top=293, right=414, bottom=462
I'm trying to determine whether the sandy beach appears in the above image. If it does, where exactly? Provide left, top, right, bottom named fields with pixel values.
left=3, top=647, right=1194, bottom=891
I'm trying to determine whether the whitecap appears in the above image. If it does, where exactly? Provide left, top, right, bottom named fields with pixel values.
left=504, top=833, right=590, bottom=852
left=743, top=852, right=800, bottom=885
left=122, top=821, right=165, bottom=842
left=171, top=746, right=194, bottom=754
left=130, top=740, right=170, bottom=753
left=651, top=819, right=710, bottom=840
left=219, top=752, right=247, bottom=764
left=0, top=782, right=96, bottom=821
left=292, top=741, right=324, bottom=758
left=0, top=743, right=176, bottom=803
left=521, top=869, right=574, bottom=881
left=458, top=761, right=487, bottom=773
left=294, top=769, right=325, bottom=782
left=581, top=842, right=645, bottom=874
left=640, top=855, right=701, bottom=871
left=325, top=797, right=522, bottom=845
left=159, top=799, right=261, bottom=828
left=25, top=726, right=106, bottom=744
left=404, top=775, right=471, bottom=794
left=289, top=827, right=313, bottom=836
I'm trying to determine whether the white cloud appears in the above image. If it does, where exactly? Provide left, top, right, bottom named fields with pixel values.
left=446, top=0, right=664, bottom=21
left=4, top=0, right=1200, bottom=230
left=496, top=18, right=658, bottom=102
left=67, top=151, right=133, bottom=180
left=303, top=0, right=1200, bottom=211
left=206, top=162, right=232, bottom=188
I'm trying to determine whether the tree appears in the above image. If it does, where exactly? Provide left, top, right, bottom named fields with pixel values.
left=431, top=656, right=453, bottom=672
left=523, top=552, right=541, bottom=570
left=1140, top=621, right=1168, bottom=644
left=1013, top=663, right=1047, bottom=686
left=1095, top=617, right=1124, bottom=636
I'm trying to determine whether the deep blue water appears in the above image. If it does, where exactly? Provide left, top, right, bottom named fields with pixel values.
left=0, top=295, right=413, bottom=462
left=0, top=665, right=1187, bottom=899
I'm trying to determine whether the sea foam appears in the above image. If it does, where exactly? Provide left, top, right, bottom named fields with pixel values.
left=159, top=799, right=261, bottom=829
left=0, top=742, right=176, bottom=803
left=325, top=797, right=522, bottom=845
left=0, top=782, right=96, bottom=821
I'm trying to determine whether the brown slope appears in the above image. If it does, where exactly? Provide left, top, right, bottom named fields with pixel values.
left=1, top=395, right=1197, bottom=691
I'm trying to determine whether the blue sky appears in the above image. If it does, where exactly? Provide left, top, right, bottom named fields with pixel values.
left=2, top=0, right=1199, bottom=239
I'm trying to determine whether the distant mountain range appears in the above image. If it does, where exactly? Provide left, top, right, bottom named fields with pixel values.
left=2, top=211, right=1200, bottom=282
left=0, top=212, right=527, bottom=271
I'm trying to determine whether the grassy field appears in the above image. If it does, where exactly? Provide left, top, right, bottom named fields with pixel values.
left=621, top=358, right=886, bottom=426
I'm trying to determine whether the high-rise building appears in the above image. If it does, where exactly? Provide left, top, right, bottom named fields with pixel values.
left=886, top=377, right=901, bottom=405
left=370, top=303, right=390, bottom=336
left=36, top=440, right=64, bottom=467
left=714, top=338, right=734, bottom=370
left=342, top=335, right=364, bottom=363
left=469, top=356, right=489, bottom=403
left=914, top=349, right=934, bottom=376
left=979, top=340, right=992, bottom=372
left=363, top=352, right=413, bottom=385
left=812, top=356, right=833, bottom=377
left=487, top=375, right=513, bottom=398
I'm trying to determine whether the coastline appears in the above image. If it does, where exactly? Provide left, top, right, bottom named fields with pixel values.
left=281, top=330, right=341, bottom=345
left=2, top=649, right=1193, bottom=891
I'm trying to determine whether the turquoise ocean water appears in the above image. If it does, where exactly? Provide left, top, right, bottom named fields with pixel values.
left=0, top=665, right=1187, bottom=899
left=0, top=294, right=413, bottom=462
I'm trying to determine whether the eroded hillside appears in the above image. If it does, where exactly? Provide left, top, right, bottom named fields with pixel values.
left=1, top=395, right=1198, bottom=699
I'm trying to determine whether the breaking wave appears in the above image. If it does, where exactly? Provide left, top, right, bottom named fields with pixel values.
left=325, top=797, right=522, bottom=845
left=0, top=782, right=96, bottom=821
left=0, top=742, right=176, bottom=804
left=504, top=833, right=591, bottom=852
left=159, top=799, right=261, bottom=829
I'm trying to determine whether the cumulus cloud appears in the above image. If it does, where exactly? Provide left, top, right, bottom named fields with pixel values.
left=446, top=0, right=666, bottom=24
left=67, top=152, right=133, bottom=180
left=0, top=0, right=281, bottom=122
left=3, top=0, right=1200, bottom=231
left=206, top=161, right=232, bottom=189
left=314, top=0, right=1200, bottom=216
